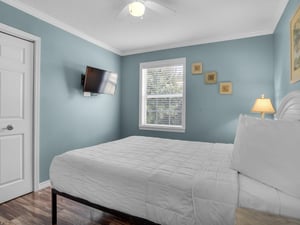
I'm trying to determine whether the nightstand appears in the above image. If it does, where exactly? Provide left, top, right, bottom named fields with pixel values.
left=235, top=207, right=300, bottom=225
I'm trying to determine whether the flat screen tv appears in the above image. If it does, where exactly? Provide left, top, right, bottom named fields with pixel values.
left=82, top=66, right=118, bottom=95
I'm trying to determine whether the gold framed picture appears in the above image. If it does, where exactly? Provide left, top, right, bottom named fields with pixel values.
left=192, top=62, right=202, bottom=74
left=205, top=71, right=217, bottom=84
left=219, top=82, right=232, bottom=94
left=290, top=6, right=300, bottom=83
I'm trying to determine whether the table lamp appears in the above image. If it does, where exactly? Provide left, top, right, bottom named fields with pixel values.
left=251, top=94, right=275, bottom=119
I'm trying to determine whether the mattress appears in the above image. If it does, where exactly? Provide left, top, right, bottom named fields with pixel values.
left=239, top=174, right=300, bottom=220
left=50, top=136, right=238, bottom=225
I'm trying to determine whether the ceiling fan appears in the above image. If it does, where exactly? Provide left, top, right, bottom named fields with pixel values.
left=118, top=0, right=175, bottom=19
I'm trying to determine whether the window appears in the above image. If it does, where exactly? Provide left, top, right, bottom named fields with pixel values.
left=139, top=58, right=186, bottom=132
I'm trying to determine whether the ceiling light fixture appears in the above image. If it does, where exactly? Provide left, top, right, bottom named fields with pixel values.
left=128, top=1, right=146, bottom=17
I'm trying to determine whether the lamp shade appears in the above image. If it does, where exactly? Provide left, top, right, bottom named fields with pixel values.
left=128, top=1, right=145, bottom=17
left=251, top=95, right=275, bottom=118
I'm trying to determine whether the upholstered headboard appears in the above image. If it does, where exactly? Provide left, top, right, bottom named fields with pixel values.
left=276, top=90, right=300, bottom=121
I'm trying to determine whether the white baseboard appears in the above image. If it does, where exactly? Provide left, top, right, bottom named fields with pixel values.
left=38, top=180, right=51, bottom=190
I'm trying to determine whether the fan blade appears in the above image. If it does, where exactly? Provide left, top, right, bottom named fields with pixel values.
left=117, top=4, right=129, bottom=19
left=144, top=0, right=175, bottom=15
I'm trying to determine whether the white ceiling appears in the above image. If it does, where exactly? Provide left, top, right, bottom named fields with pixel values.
left=2, top=0, right=289, bottom=55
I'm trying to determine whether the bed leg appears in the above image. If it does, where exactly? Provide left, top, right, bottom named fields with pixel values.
left=52, top=189, right=57, bottom=225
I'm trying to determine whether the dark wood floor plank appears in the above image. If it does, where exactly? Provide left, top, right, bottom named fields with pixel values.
left=0, top=188, right=134, bottom=225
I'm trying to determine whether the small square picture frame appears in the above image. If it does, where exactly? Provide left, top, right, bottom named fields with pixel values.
left=219, top=82, right=232, bottom=94
left=192, top=62, right=202, bottom=74
left=205, top=71, right=217, bottom=84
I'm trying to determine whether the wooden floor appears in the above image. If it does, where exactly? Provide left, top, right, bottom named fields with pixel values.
left=0, top=188, right=133, bottom=225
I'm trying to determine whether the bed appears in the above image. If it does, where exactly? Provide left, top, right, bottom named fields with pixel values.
left=50, top=90, right=300, bottom=225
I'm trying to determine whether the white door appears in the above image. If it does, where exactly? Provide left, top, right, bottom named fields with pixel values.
left=0, top=31, right=34, bottom=203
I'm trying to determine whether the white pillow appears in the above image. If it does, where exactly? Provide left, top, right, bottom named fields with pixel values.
left=231, top=114, right=300, bottom=198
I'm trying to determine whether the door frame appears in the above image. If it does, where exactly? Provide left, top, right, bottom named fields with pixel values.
left=0, top=22, right=41, bottom=191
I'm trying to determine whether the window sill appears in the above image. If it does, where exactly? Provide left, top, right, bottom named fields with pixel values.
left=139, top=125, right=185, bottom=133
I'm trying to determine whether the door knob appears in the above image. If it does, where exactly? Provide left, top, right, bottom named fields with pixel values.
left=3, top=125, right=14, bottom=130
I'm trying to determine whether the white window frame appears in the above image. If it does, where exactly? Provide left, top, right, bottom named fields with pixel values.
left=139, top=57, right=186, bottom=133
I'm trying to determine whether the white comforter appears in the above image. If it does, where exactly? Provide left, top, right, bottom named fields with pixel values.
left=50, top=136, right=238, bottom=225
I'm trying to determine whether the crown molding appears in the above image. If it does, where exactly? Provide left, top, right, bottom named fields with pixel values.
left=0, top=0, right=121, bottom=55
left=121, top=29, right=273, bottom=56
left=0, top=0, right=288, bottom=56
left=271, top=0, right=289, bottom=33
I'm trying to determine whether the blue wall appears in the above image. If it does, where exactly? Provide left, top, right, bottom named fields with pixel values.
left=0, top=2, right=121, bottom=182
left=274, top=0, right=300, bottom=107
left=121, top=36, right=274, bottom=143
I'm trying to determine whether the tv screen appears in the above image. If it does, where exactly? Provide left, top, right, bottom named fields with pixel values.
left=83, top=66, right=118, bottom=95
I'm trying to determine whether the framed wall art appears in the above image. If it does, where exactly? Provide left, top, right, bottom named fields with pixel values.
left=192, top=62, right=202, bottom=74
left=290, top=6, right=300, bottom=83
left=205, top=71, right=217, bottom=84
left=219, top=82, right=232, bottom=94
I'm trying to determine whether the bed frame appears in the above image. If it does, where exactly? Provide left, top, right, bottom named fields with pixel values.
left=51, top=90, right=300, bottom=225
left=51, top=188, right=159, bottom=225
